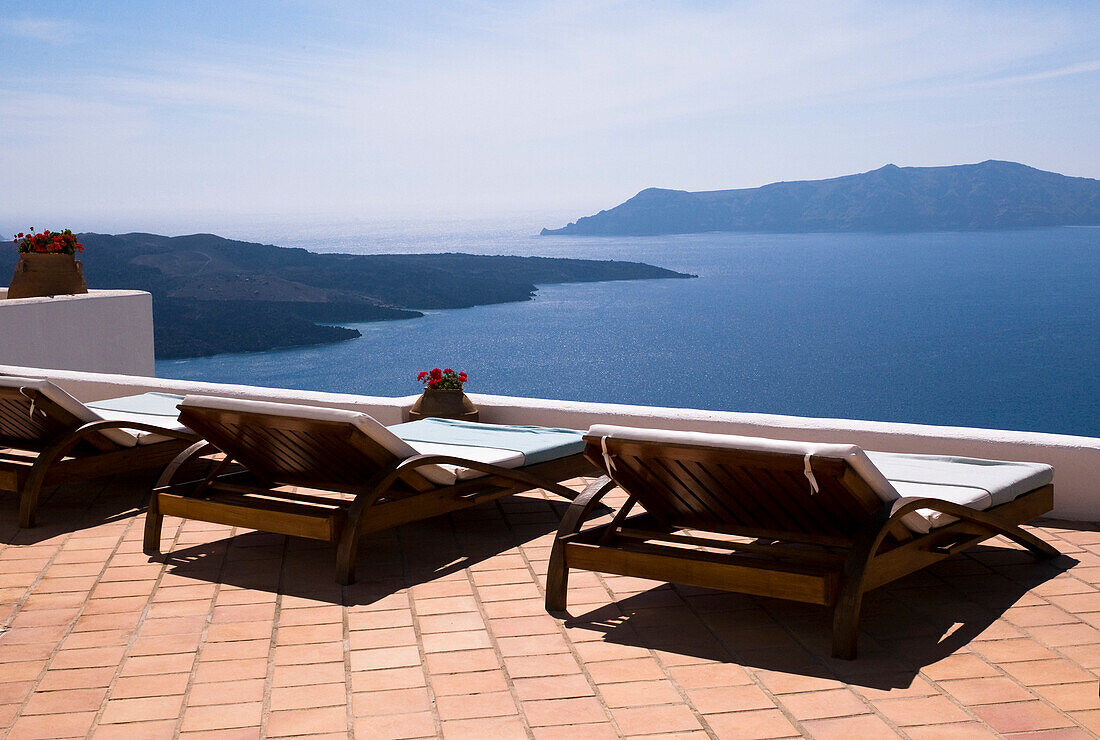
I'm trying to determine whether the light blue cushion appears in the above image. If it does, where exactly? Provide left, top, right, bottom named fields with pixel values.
left=87, top=392, right=184, bottom=419
left=388, top=418, right=585, bottom=466
left=86, top=392, right=189, bottom=442
left=866, top=451, right=1053, bottom=508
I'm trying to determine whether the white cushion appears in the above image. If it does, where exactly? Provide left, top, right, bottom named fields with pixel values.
left=586, top=425, right=1051, bottom=535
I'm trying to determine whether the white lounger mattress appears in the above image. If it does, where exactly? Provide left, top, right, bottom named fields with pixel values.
left=587, top=425, right=1052, bottom=534
left=1, top=376, right=187, bottom=447
left=179, top=395, right=584, bottom=487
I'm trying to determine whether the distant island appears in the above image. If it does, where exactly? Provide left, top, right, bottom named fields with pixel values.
left=0, top=233, right=692, bottom=358
left=542, top=160, right=1100, bottom=236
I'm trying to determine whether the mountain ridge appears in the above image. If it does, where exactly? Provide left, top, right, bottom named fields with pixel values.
left=0, top=232, right=694, bottom=358
left=542, top=161, right=1100, bottom=236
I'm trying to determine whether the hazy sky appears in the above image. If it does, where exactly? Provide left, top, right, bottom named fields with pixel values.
left=2, top=0, right=1098, bottom=231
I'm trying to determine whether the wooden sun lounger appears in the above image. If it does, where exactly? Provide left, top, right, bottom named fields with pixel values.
left=143, top=396, right=595, bottom=584
left=545, top=425, right=1059, bottom=659
left=0, top=377, right=198, bottom=527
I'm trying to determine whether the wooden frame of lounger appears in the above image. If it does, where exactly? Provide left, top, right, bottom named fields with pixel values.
left=545, top=434, right=1059, bottom=659
left=143, top=402, right=595, bottom=584
left=0, top=385, right=198, bottom=528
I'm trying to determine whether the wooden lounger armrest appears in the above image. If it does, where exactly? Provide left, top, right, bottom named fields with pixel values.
left=332, top=453, right=591, bottom=586
left=72, top=419, right=198, bottom=443
left=390, top=453, right=583, bottom=502
left=544, top=476, right=620, bottom=612
left=553, top=476, right=619, bottom=541
left=830, top=492, right=1058, bottom=659
left=154, top=441, right=223, bottom=490
left=885, top=496, right=1058, bottom=555
left=846, top=494, right=1059, bottom=584
left=31, top=419, right=197, bottom=480
left=17, top=420, right=196, bottom=529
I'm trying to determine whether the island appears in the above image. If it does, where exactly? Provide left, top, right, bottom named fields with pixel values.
left=0, top=233, right=694, bottom=358
left=542, top=160, right=1100, bottom=236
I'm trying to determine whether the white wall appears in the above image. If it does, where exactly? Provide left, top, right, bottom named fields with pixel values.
left=3, top=364, right=1098, bottom=521
left=0, top=290, right=155, bottom=376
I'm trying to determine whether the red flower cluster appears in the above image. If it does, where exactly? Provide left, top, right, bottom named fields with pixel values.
left=14, top=228, right=83, bottom=255
left=416, top=367, right=468, bottom=390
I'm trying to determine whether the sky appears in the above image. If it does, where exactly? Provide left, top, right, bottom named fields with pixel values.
left=1, top=0, right=1098, bottom=233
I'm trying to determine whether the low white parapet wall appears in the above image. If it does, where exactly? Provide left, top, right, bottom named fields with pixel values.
left=0, top=290, right=155, bottom=376
left=2, top=364, right=1098, bottom=522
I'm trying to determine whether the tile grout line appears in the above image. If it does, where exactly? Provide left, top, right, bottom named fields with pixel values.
left=341, top=569, right=354, bottom=740
left=537, top=483, right=780, bottom=738
left=668, top=585, right=816, bottom=739
left=83, top=509, right=196, bottom=737
left=455, top=502, right=537, bottom=739
left=395, top=522, right=445, bottom=740
left=0, top=477, right=127, bottom=739
left=852, top=532, right=1083, bottom=735
left=161, top=520, right=232, bottom=739
left=260, top=534, right=291, bottom=740
left=902, top=559, right=1059, bottom=732
left=590, top=574, right=725, bottom=739
left=1, top=477, right=115, bottom=634
left=743, top=586, right=927, bottom=738
left=503, top=486, right=630, bottom=738
left=952, top=526, right=1100, bottom=727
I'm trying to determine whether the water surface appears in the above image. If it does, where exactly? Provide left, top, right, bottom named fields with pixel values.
left=157, top=226, right=1100, bottom=437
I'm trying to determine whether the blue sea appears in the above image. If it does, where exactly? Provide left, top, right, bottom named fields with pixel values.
left=156, top=224, right=1100, bottom=438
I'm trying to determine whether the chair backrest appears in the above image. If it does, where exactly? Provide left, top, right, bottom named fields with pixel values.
left=0, top=376, right=131, bottom=452
left=178, top=396, right=453, bottom=493
left=586, top=425, right=901, bottom=542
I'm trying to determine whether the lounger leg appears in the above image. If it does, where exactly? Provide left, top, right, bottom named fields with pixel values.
left=143, top=493, right=163, bottom=556
left=830, top=501, right=897, bottom=660
left=143, top=442, right=219, bottom=558
left=833, top=537, right=872, bottom=659
left=335, top=529, right=361, bottom=586
left=335, top=484, right=392, bottom=586
left=832, top=593, right=864, bottom=660
left=545, top=553, right=569, bottom=612
left=18, top=478, right=44, bottom=529
left=18, top=455, right=56, bottom=528
left=996, top=523, right=1060, bottom=560
left=545, top=476, right=617, bottom=613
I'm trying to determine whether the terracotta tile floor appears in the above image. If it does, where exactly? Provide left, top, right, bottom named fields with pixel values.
left=2, top=472, right=1099, bottom=738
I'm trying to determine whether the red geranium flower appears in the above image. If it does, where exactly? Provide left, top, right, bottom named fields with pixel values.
left=14, top=227, right=84, bottom=256
left=417, top=367, right=468, bottom=391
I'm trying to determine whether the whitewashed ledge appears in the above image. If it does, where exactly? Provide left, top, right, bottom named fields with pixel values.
left=0, top=289, right=154, bottom=376
left=2, top=363, right=1098, bottom=522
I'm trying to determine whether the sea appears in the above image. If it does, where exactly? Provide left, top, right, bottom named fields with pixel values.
left=156, top=222, right=1100, bottom=438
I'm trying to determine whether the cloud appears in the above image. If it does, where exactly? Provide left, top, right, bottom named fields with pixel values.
left=986, top=60, right=1100, bottom=86
left=0, top=1, right=1097, bottom=221
left=3, top=16, right=81, bottom=44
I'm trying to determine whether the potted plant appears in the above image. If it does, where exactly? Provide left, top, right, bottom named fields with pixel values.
left=7, top=228, right=88, bottom=299
left=408, top=368, right=479, bottom=421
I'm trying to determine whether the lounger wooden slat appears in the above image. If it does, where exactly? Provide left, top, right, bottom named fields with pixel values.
left=546, top=426, right=1059, bottom=659
left=145, top=396, right=595, bottom=583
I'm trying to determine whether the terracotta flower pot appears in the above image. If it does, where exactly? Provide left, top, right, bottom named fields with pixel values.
left=408, top=388, right=479, bottom=422
left=7, top=253, right=88, bottom=299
